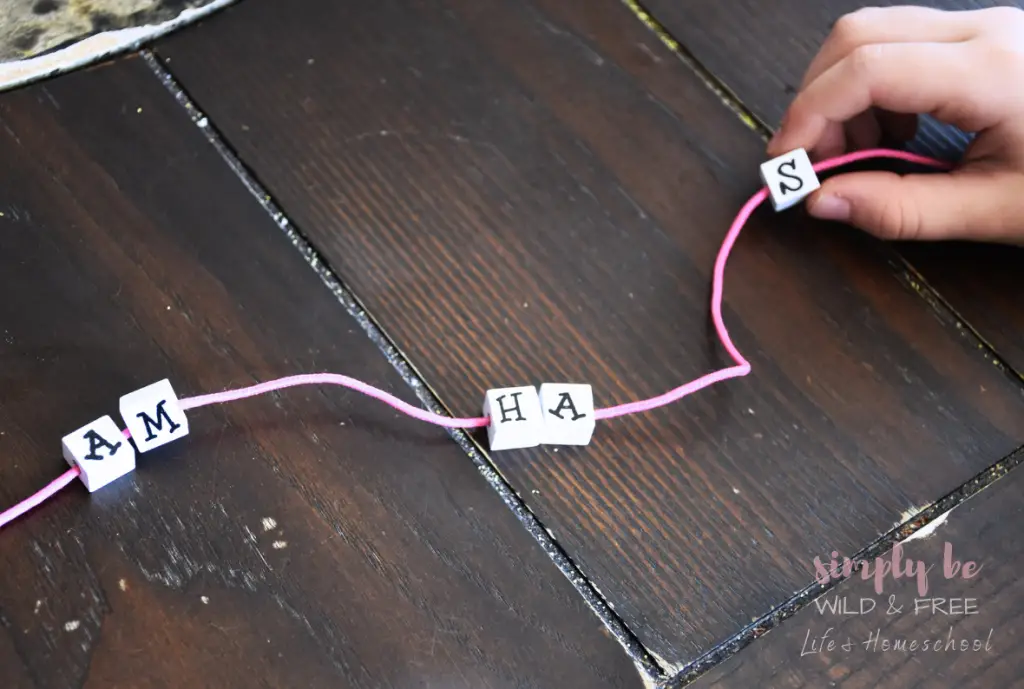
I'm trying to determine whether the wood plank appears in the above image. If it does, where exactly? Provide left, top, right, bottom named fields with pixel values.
left=689, top=459, right=1024, bottom=688
left=639, top=0, right=1024, bottom=376
left=153, top=0, right=1024, bottom=669
left=0, top=57, right=642, bottom=689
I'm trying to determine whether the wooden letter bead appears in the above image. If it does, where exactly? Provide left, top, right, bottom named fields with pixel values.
left=759, top=148, right=820, bottom=211
left=119, top=378, right=189, bottom=453
left=62, top=415, right=136, bottom=492
left=539, top=383, right=595, bottom=446
left=482, top=385, right=544, bottom=451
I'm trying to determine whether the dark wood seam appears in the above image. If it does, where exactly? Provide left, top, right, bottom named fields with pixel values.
left=136, top=48, right=667, bottom=684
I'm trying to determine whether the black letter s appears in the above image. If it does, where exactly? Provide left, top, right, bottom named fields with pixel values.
left=777, top=159, right=804, bottom=195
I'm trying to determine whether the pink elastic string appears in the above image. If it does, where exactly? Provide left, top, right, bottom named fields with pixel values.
left=0, top=148, right=950, bottom=532
left=0, top=428, right=132, bottom=530
left=0, top=467, right=81, bottom=530
left=180, top=373, right=488, bottom=427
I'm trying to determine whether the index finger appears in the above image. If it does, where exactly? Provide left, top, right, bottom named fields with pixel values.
left=769, top=42, right=992, bottom=157
left=799, top=6, right=979, bottom=90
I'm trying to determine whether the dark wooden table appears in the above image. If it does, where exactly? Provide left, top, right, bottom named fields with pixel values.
left=1, top=1, right=1021, bottom=687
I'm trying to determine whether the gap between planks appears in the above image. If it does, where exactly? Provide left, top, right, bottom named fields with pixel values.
left=137, top=49, right=667, bottom=684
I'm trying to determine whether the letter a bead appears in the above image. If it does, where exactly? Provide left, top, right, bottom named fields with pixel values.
left=119, top=378, right=189, bottom=453
left=62, top=415, right=136, bottom=492
left=759, top=148, right=820, bottom=211
left=482, top=386, right=544, bottom=451
left=539, top=383, right=595, bottom=446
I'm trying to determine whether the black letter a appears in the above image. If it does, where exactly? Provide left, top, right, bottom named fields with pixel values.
left=548, top=392, right=585, bottom=421
left=82, top=429, right=122, bottom=461
left=137, top=399, right=181, bottom=441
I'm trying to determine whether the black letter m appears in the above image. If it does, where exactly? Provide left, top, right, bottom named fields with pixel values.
left=137, top=400, right=181, bottom=441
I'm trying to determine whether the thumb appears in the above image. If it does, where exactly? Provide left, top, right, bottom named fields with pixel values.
left=805, top=168, right=1024, bottom=242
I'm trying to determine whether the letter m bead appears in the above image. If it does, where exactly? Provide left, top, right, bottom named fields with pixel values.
left=119, top=378, right=189, bottom=453
left=482, top=385, right=544, bottom=451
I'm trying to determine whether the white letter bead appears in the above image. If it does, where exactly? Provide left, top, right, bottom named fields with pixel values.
left=62, top=415, right=136, bottom=492
left=539, top=383, right=595, bottom=446
left=119, top=378, right=189, bottom=453
left=759, top=148, right=820, bottom=211
left=482, top=386, right=544, bottom=451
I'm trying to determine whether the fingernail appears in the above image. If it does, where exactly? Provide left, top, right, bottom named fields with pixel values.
left=808, top=194, right=851, bottom=221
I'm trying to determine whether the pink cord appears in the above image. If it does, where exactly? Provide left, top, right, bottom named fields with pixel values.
left=0, top=467, right=81, bottom=530
left=0, top=148, right=951, bottom=531
left=181, top=373, right=490, bottom=428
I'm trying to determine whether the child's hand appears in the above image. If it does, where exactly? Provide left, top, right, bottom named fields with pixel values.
left=767, top=6, right=1024, bottom=244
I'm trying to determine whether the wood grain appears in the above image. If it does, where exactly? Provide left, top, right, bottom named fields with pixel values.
left=638, top=0, right=1024, bottom=377
left=0, top=57, right=642, bottom=689
left=689, top=460, right=1024, bottom=688
left=154, top=0, right=1024, bottom=669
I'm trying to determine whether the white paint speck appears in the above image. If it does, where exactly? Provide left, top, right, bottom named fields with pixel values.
left=118, top=579, right=127, bottom=591
left=732, top=487, right=740, bottom=495
left=262, top=517, right=277, bottom=532
left=898, top=506, right=923, bottom=525
left=902, top=509, right=953, bottom=544
left=201, top=596, right=209, bottom=605
left=197, top=117, right=209, bottom=128
left=33, top=600, right=41, bottom=614
left=272, top=541, right=287, bottom=549
left=747, top=408, right=755, bottom=415
left=64, top=620, right=80, bottom=632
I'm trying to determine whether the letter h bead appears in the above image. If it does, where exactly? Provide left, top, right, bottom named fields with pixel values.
left=759, top=148, right=820, bottom=211
left=482, top=386, right=545, bottom=451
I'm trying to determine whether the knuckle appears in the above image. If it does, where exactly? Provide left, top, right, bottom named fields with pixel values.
left=874, top=196, right=920, bottom=241
left=981, top=5, right=1024, bottom=26
left=832, top=11, right=870, bottom=47
left=847, top=43, right=885, bottom=77
left=979, top=40, right=1024, bottom=68
left=832, top=7, right=882, bottom=42
left=978, top=7, right=1024, bottom=51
